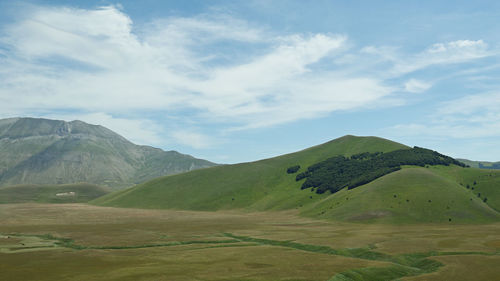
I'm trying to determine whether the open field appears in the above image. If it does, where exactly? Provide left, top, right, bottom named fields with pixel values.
left=0, top=183, right=109, bottom=204
left=1, top=204, right=499, bottom=281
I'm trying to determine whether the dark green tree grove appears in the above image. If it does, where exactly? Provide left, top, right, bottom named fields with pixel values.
left=295, top=147, right=466, bottom=194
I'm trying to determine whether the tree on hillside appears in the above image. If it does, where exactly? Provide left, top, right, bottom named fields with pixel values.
left=287, top=165, right=300, bottom=174
left=295, top=147, right=465, bottom=194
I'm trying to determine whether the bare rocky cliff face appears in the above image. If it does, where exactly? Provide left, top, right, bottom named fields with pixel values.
left=0, top=118, right=215, bottom=189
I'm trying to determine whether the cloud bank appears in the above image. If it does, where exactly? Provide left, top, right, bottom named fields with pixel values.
left=392, top=92, right=500, bottom=139
left=0, top=4, right=496, bottom=149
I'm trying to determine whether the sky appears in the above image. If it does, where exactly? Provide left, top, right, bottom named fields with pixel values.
left=1, top=0, right=500, bottom=163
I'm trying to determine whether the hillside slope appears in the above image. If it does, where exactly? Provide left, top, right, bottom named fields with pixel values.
left=93, top=135, right=408, bottom=209
left=430, top=165, right=500, bottom=212
left=458, top=159, right=500, bottom=169
left=301, top=167, right=499, bottom=223
left=0, top=117, right=215, bottom=189
left=94, top=135, right=500, bottom=223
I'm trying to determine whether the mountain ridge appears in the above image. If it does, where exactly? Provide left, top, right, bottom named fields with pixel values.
left=0, top=117, right=216, bottom=189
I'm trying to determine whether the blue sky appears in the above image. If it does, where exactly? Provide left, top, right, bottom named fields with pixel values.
left=1, top=0, right=500, bottom=163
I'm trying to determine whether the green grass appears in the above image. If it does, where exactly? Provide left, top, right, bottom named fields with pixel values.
left=92, top=135, right=408, bottom=210
left=17, top=229, right=495, bottom=281
left=2, top=204, right=500, bottom=281
left=429, top=165, right=500, bottom=211
left=224, top=233, right=500, bottom=281
left=3, top=233, right=241, bottom=251
left=93, top=135, right=500, bottom=224
left=8, top=231, right=499, bottom=281
left=224, top=233, right=392, bottom=261
left=224, top=233, right=497, bottom=281
left=0, top=183, right=109, bottom=203
left=300, top=167, right=500, bottom=223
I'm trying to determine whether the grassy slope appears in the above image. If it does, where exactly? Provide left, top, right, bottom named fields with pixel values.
left=429, top=165, right=500, bottom=212
left=93, top=135, right=408, bottom=209
left=93, top=135, right=500, bottom=223
left=0, top=183, right=109, bottom=203
left=301, top=167, right=499, bottom=223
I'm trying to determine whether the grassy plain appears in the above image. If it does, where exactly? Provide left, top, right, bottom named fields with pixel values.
left=0, top=183, right=109, bottom=204
left=1, top=204, right=499, bottom=281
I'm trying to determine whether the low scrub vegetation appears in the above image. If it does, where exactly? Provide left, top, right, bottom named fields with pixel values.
left=286, top=165, right=301, bottom=174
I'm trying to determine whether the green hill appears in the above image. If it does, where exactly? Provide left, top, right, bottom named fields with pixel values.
left=430, top=165, right=500, bottom=212
left=0, top=117, right=215, bottom=189
left=0, top=183, right=109, bottom=203
left=301, top=167, right=499, bottom=223
left=458, top=159, right=500, bottom=169
left=93, top=135, right=500, bottom=223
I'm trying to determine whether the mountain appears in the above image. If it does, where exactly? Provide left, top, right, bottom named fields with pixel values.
left=0, top=117, right=215, bottom=189
left=93, top=135, right=500, bottom=223
left=458, top=159, right=500, bottom=169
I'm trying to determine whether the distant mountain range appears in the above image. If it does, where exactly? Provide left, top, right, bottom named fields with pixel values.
left=458, top=159, right=500, bottom=169
left=0, top=117, right=215, bottom=189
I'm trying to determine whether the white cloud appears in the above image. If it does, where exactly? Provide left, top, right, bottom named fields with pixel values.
left=146, top=14, right=265, bottom=44
left=439, top=92, right=500, bottom=116
left=0, top=5, right=395, bottom=135
left=390, top=92, right=500, bottom=139
left=363, top=40, right=492, bottom=76
left=171, top=130, right=215, bottom=149
left=185, top=34, right=387, bottom=128
left=0, top=4, right=496, bottom=150
left=4, top=6, right=140, bottom=69
left=411, top=39, right=490, bottom=70
left=404, top=79, right=431, bottom=93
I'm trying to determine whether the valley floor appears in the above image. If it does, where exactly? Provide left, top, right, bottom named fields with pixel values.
left=0, top=204, right=499, bottom=281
